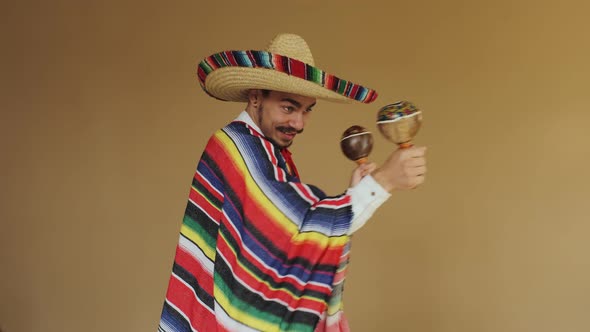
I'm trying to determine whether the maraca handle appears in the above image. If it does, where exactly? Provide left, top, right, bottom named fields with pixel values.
left=355, top=157, right=368, bottom=165
left=399, top=142, right=413, bottom=149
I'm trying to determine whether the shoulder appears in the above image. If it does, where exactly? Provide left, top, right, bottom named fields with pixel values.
left=223, top=120, right=256, bottom=136
left=221, top=121, right=265, bottom=145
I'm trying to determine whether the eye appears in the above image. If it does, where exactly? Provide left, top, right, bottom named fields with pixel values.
left=305, top=108, right=313, bottom=113
left=282, top=106, right=295, bottom=113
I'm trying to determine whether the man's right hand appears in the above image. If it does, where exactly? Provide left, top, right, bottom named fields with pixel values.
left=372, top=146, right=427, bottom=192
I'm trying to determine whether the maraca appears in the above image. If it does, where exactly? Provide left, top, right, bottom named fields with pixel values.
left=340, top=125, right=374, bottom=165
left=377, top=101, right=422, bottom=149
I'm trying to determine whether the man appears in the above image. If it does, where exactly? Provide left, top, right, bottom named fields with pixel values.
left=159, top=34, right=427, bottom=332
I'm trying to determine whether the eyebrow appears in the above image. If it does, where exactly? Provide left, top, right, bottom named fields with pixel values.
left=281, top=98, right=316, bottom=109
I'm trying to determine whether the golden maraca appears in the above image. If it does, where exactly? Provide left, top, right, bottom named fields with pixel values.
left=340, top=125, right=374, bottom=165
left=377, top=101, right=422, bottom=149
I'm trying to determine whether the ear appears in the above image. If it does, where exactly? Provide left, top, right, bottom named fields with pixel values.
left=248, top=89, right=261, bottom=106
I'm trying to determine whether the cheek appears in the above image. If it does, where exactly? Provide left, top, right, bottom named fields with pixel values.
left=272, top=113, right=290, bottom=126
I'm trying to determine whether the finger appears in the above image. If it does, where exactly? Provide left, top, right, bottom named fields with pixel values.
left=408, top=166, right=427, bottom=176
left=410, top=175, right=426, bottom=188
left=416, top=175, right=426, bottom=185
left=406, top=157, right=426, bottom=168
left=359, top=162, right=374, bottom=170
left=361, top=167, right=376, bottom=177
left=365, top=162, right=377, bottom=173
left=404, top=146, right=427, bottom=158
left=359, top=162, right=376, bottom=173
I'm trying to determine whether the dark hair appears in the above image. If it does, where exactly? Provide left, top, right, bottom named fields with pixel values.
left=261, top=89, right=270, bottom=97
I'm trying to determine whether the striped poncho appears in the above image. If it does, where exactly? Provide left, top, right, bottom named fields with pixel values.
left=159, top=120, right=354, bottom=332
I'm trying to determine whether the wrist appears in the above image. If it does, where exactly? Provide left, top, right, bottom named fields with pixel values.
left=372, top=169, right=395, bottom=192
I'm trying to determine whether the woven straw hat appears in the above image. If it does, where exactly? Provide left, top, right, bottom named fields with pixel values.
left=197, top=33, right=378, bottom=104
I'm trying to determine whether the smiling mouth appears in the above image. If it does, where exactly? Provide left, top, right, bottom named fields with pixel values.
left=277, top=127, right=302, bottom=135
left=280, top=131, right=296, bottom=140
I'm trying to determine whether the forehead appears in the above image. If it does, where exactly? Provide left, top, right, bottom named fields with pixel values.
left=268, top=91, right=316, bottom=107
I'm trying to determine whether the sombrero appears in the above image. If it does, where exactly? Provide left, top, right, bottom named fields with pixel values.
left=196, top=33, right=378, bottom=104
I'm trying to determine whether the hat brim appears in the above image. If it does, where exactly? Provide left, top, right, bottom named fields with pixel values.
left=197, top=51, right=378, bottom=104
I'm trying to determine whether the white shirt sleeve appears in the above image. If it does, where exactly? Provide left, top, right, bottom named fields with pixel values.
left=347, top=175, right=391, bottom=234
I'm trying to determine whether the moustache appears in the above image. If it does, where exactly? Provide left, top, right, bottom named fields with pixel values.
left=277, top=126, right=304, bottom=135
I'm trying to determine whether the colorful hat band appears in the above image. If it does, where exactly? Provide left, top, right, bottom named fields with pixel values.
left=197, top=50, right=378, bottom=104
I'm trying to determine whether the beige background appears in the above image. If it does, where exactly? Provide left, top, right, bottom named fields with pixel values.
left=1, top=0, right=589, bottom=331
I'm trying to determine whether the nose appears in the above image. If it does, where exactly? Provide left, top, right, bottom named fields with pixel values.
left=288, top=111, right=305, bottom=131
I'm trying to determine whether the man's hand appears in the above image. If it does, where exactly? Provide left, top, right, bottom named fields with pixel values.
left=350, top=162, right=377, bottom=187
left=372, top=146, right=427, bottom=192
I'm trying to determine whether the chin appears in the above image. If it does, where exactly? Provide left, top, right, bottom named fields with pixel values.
left=280, top=139, right=294, bottom=148
left=268, top=137, right=291, bottom=148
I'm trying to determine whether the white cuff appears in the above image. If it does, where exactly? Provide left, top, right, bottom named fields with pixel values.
left=347, top=175, right=391, bottom=234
